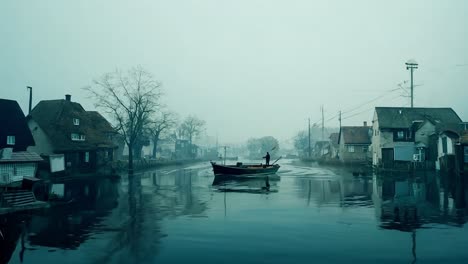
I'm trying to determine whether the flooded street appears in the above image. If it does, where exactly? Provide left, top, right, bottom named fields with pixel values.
left=2, top=160, right=468, bottom=264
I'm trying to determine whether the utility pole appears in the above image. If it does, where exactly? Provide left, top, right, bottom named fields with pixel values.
left=27, top=86, right=32, bottom=114
left=338, top=111, right=342, bottom=129
left=308, top=118, right=311, bottom=158
left=321, top=105, right=324, bottom=141
left=405, top=60, right=418, bottom=108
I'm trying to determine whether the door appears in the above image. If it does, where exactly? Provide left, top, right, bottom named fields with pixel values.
left=382, top=148, right=394, bottom=168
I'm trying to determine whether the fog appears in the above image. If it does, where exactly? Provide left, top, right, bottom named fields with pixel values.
left=1, top=0, right=467, bottom=144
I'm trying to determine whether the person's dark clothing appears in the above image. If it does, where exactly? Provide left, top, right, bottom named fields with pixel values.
left=263, top=152, right=271, bottom=166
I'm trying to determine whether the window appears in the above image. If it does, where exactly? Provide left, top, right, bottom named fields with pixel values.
left=71, top=133, right=80, bottom=141
left=363, top=146, right=368, bottom=153
left=71, top=134, right=85, bottom=141
left=73, top=118, right=80, bottom=125
left=84, top=152, right=89, bottom=163
left=348, top=146, right=355, bottom=153
left=442, top=137, right=448, bottom=154
left=6, top=136, right=15, bottom=145
left=397, top=131, right=404, bottom=139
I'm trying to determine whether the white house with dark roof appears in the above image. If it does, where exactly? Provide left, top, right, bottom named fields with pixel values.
left=0, top=99, right=42, bottom=186
left=371, top=107, right=462, bottom=168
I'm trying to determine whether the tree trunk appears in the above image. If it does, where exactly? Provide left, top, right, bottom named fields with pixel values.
left=134, top=143, right=143, bottom=160
left=128, top=141, right=134, bottom=179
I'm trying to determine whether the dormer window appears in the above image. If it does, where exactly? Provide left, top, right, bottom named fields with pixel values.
left=7, top=136, right=15, bottom=145
left=71, top=133, right=86, bottom=141
left=73, top=118, right=80, bottom=126
left=71, top=133, right=80, bottom=141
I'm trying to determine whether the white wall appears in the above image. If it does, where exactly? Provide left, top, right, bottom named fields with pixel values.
left=0, top=163, right=37, bottom=183
left=27, top=119, right=54, bottom=155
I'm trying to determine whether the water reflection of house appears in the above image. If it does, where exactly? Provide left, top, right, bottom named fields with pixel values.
left=27, top=95, right=117, bottom=174
left=0, top=99, right=42, bottom=187
left=337, top=123, right=371, bottom=165
left=27, top=179, right=119, bottom=249
left=372, top=173, right=467, bottom=230
left=0, top=214, right=30, bottom=264
left=371, top=107, right=462, bottom=170
left=294, top=174, right=372, bottom=207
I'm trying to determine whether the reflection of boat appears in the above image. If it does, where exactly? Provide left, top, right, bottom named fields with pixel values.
left=212, top=175, right=279, bottom=194
left=210, top=162, right=280, bottom=175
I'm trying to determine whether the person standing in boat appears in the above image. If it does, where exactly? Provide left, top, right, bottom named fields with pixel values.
left=263, top=152, right=271, bottom=166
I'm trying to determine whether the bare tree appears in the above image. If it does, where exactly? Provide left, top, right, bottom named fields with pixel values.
left=180, top=115, right=206, bottom=144
left=148, top=110, right=178, bottom=159
left=85, top=66, right=161, bottom=177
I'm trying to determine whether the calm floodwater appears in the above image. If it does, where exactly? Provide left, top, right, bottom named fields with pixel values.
left=2, top=159, right=468, bottom=264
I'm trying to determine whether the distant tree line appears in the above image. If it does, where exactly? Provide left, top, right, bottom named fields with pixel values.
left=246, top=136, right=279, bottom=159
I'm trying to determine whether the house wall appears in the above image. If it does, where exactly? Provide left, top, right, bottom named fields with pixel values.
left=0, top=163, right=37, bottom=184
left=371, top=113, right=380, bottom=165
left=437, top=135, right=455, bottom=159
left=338, top=133, right=369, bottom=163
left=27, top=119, right=54, bottom=155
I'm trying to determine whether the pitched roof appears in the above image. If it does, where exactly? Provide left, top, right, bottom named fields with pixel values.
left=29, top=99, right=116, bottom=152
left=0, top=99, right=35, bottom=151
left=375, top=107, right=462, bottom=129
left=339, top=126, right=371, bottom=145
left=0, top=151, right=43, bottom=163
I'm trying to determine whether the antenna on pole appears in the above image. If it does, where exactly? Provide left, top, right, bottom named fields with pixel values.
left=405, top=59, right=418, bottom=108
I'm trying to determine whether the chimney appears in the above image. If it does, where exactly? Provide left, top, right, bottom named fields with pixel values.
left=27, top=86, right=32, bottom=114
left=65, top=94, right=71, bottom=101
left=363, top=121, right=367, bottom=127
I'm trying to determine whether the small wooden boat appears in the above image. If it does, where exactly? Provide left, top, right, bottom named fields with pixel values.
left=210, top=161, right=280, bottom=175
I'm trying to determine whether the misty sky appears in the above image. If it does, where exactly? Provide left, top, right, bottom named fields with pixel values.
left=1, top=0, right=467, bottom=144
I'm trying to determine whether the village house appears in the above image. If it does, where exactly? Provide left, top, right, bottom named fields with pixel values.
left=0, top=99, right=42, bottom=186
left=338, top=122, right=372, bottom=164
left=27, top=95, right=117, bottom=174
left=371, top=107, right=462, bottom=169
left=175, top=139, right=198, bottom=159
left=436, top=123, right=468, bottom=171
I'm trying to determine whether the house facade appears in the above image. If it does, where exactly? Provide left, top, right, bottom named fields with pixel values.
left=175, top=139, right=197, bottom=159
left=0, top=99, right=42, bottom=186
left=371, top=107, right=462, bottom=169
left=338, top=123, right=371, bottom=164
left=436, top=124, right=468, bottom=171
left=27, top=95, right=117, bottom=174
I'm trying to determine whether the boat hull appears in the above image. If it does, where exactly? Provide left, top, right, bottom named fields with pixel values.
left=211, top=162, right=280, bottom=175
